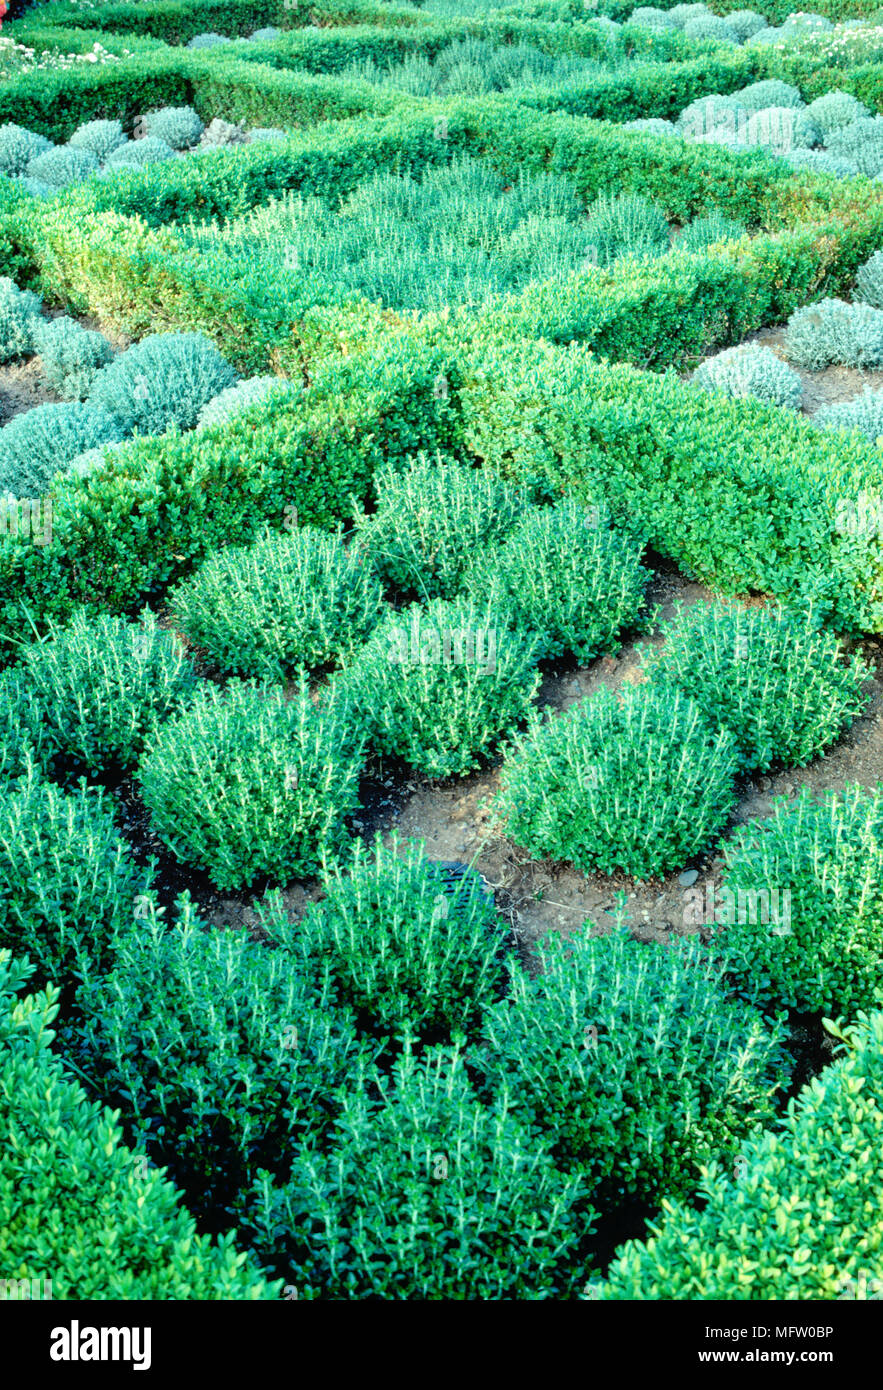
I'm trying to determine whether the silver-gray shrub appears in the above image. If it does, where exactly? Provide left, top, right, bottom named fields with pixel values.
left=33, top=316, right=114, bottom=401
left=784, top=298, right=883, bottom=370
left=68, top=119, right=127, bottom=161
left=813, top=388, right=883, bottom=444
left=806, top=90, right=870, bottom=139
left=856, top=249, right=883, bottom=309
left=693, top=344, right=803, bottom=409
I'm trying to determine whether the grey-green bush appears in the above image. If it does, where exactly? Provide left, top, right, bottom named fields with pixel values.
left=735, top=79, right=803, bottom=111
left=88, top=331, right=237, bottom=435
left=68, top=119, right=126, bottom=161
left=827, top=116, right=883, bottom=177
left=0, top=402, right=124, bottom=496
left=856, top=248, right=883, bottom=310
left=782, top=149, right=858, bottom=178
left=784, top=298, right=883, bottom=370
left=0, top=276, right=42, bottom=362
left=806, top=90, right=870, bottom=139
left=678, top=212, right=746, bottom=253
left=743, top=107, right=820, bottom=151
left=0, top=123, right=51, bottom=175
left=584, top=192, right=670, bottom=267
left=678, top=95, right=749, bottom=140
left=683, top=15, right=737, bottom=42
left=106, top=136, right=175, bottom=169
left=34, top=316, right=113, bottom=401
left=196, top=375, right=293, bottom=427
left=26, top=146, right=98, bottom=188
left=143, top=106, right=204, bottom=150
left=724, top=10, right=766, bottom=41
left=692, top=344, right=802, bottom=409
left=621, top=118, right=676, bottom=137
left=814, top=387, right=883, bottom=443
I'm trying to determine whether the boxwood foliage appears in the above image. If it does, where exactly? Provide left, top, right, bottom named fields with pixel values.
left=708, top=785, right=883, bottom=1018
left=72, top=896, right=374, bottom=1216
left=0, top=951, right=278, bottom=1300
left=351, top=453, right=529, bottom=602
left=235, top=1043, right=594, bottom=1300
left=169, top=526, right=386, bottom=681
left=0, top=770, right=154, bottom=990
left=641, top=600, right=870, bottom=773
left=138, top=677, right=365, bottom=890
left=334, top=594, right=541, bottom=780
left=495, top=684, right=739, bottom=879
left=17, top=609, right=198, bottom=776
left=264, top=834, right=508, bottom=1044
left=464, top=498, right=650, bottom=663
left=88, top=331, right=238, bottom=435
left=599, top=1006, right=883, bottom=1300
left=476, top=928, right=788, bottom=1203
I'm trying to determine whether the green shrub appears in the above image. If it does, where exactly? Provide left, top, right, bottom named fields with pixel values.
left=621, top=117, right=677, bottom=137
left=187, top=32, right=233, bottom=48
left=678, top=211, right=746, bottom=253
left=0, top=402, right=125, bottom=497
left=806, top=89, right=870, bottom=139
left=584, top=192, right=670, bottom=268
left=15, top=176, right=54, bottom=198
left=465, top=498, right=650, bottom=663
left=351, top=454, right=529, bottom=602
left=105, top=136, right=176, bottom=169
left=26, top=145, right=98, bottom=188
left=0, top=770, right=153, bottom=988
left=0, top=275, right=42, bottom=363
left=0, top=667, right=52, bottom=782
left=782, top=148, right=857, bottom=178
left=143, top=106, right=204, bottom=150
left=236, top=1043, right=592, bottom=1300
left=683, top=15, right=737, bottom=42
left=268, top=834, right=508, bottom=1043
left=170, top=527, right=386, bottom=681
left=692, top=344, right=802, bottom=409
left=20, top=609, right=198, bottom=775
left=724, top=10, right=766, bottom=41
left=735, top=79, right=803, bottom=111
left=599, top=1005, right=883, bottom=1300
left=784, top=298, right=883, bottom=370
left=33, top=315, right=114, bottom=401
left=72, top=896, right=373, bottom=1214
left=0, top=951, right=278, bottom=1300
left=68, top=118, right=126, bottom=161
left=477, top=927, right=787, bottom=1201
left=707, top=785, right=883, bottom=1017
left=138, top=678, right=365, bottom=891
left=643, top=601, right=869, bottom=773
left=814, top=388, right=883, bottom=443
left=495, top=683, right=738, bottom=879
left=856, top=248, right=883, bottom=311
left=0, top=123, right=51, bottom=176
left=88, top=331, right=238, bottom=435
left=335, top=594, right=541, bottom=780
left=196, top=375, right=294, bottom=428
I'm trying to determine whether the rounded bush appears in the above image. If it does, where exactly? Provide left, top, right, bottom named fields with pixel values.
left=668, top=4, right=713, bottom=25
left=88, top=331, right=237, bottom=435
left=476, top=927, right=787, bottom=1200
left=143, top=106, right=204, bottom=150
left=585, top=192, right=669, bottom=267
left=856, top=248, right=883, bottom=310
left=724, top=10, right=767, bottom=41
left=196, top=374, right=293, bottom=427
left=0, top=402, right=125, bottom=497
left=464, top=498, right=650, bottom=663
left=270, top=834, right=508, bottom=1043
left=744, top=25, right=782, bottom=46
left=186, top=32, right=232, bottom=48
left=26, top=145, right=98, bottom=188
left=621, top=117, right=677, bottom=137
left=814, top=387, right=883, bottom=443
left=677, top=95, right=749, bottom=140
left=782, top=148, right=858, bottom=178
left=105, top=136, right=176, bottom=169
left=642, top=600, right=870, bottom=773
left=784, top=297, right=883, bottom=370
left=735, top=79, right=804, bottom=111
left=33, top=316, right=113, bottom=400
left=692, top=343, right=803, bottom=409
left=827, top=115, right=883, bottom=176
left=335, top=594, right=541, bottom=780
left=805, top=89, right=870, bottom=139
left=683, top=15, right=737, bottom=42
left=0, top=771, right=153, bottom=985
left=235, top=1044, right=591, bottom=1300
left=0, top=123, right=52, bottom=175
left=138, top=679, right=365, bottom=891
left=351, top=454, right=529, bottom=601
left=68, top=118, right=126, bottom=161
left=0, top=275, right=42, bottom=362
left=20, top=610, right=198, bottom=775
left=743, top=106, right=820, bottom=151
left=708, top=785, right=883, bottom=1015
left=495, top=683, right=739, bottom=879
left=170, top=527, right=386, bottom=681
left=246, top=127, right=288, bottom=144
left=628, top=6, right=678, bottom=27
left=250, top=25, right=280, bottom=39
left=679, top=211, right=746, bottom=252
left=199, top=117, right=247, bottom=148
left=15, top=176, right=54, bottom=198
left=0, top=667, right=53, bottom=782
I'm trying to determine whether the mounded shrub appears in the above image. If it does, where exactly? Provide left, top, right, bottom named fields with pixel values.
left=584, top=192, right=670, bottom=268
left=621, top=117, right=677, bottom=137
left=599, top=1006, right=883, bottom=1300
left=0, top=275, right=42, bottom=362
left=782, top=148, right=857, bottom=178
left=495, top=683, right=739, bottom=878
left=235, top=1043, right=592, bottom=1300
left=476, top=927, right=788, bottom=1200
left=26, top=145, right=99, bottom=188
left=683, top=15, right=737, bottom=42
left=351, top=454, right=529, bottom=602
left=138, top=679, right=365, bottom=891
left=0, top=771, right=153, bottom=987
left=72, top=897, right=373, bottom=1214
left=678, top=95, right=749, bottom=140
left=186, top=32, right=232, bottom=48
left=170, top=526, right=386, bottom=681
left=33, top=316, right=114, bottom=401
left=706, top=785, right=883, bottom=1016
left=199, top=118, right=247, bottom=148
left=268, top=834, right=508, bottom=1043
left=105, top=136, right=176, bottom=169
left=827, top=116, right=883, bottom=177
left=196, top=374, right=293, bottom=427
left=88, top=331, right=237, bottom=435
left=735, top=79, right=803, bottom=111
left=678, top=212, right=746, bottom=253
left=667, top=3, right=712, bottom=23
left=628, top=6, right=678, bottom=27
left=642, top=601, right=869, bottom=773
left=743, top=107, right=820, bottom=152
left=464, top=498, right=650, bottom=663
left=246, top=127, right=288, bottom=143
left=724, top=10, right=766, bottom=41
left=335, top=594, right=541, bottom=780
left=0, top=123, right=52, bottom=176
left=806, top=89, right=870, bottom=139
left=814, top=388, right=883, bottom=444
left=784, top=298, right=883, bottom=370
left=15, top=176, right=54, bottom=198
left=0, top=952, right=279, bottom=1301
left=19, top=610, right=198, bottom=775
left=143, top=106, right=204, bottom=151
left=0, top=402, right=125, bottom=497
left=250, top=26, right=280, bottom=40
left=856, top=249, right=883, bottom=311
left=68, top=118, right=127, bottom=161
left=692, top=344, right=802, bottom=409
